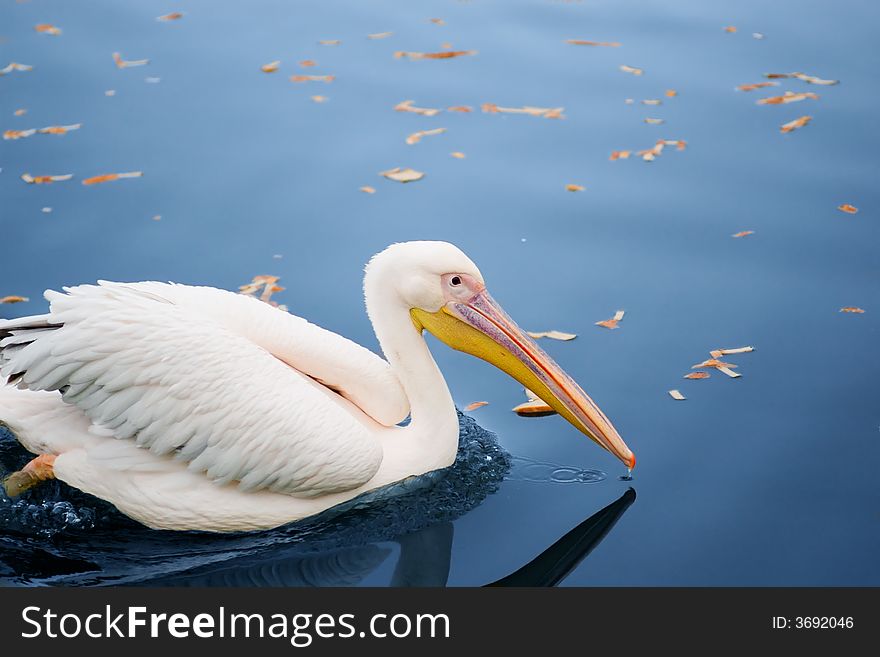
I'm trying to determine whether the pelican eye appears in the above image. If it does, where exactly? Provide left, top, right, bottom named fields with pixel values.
left=450, top=276, right=462, bottom=286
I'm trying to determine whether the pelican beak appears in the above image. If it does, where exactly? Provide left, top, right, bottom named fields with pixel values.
left=411, top=289, right=635, bottom=469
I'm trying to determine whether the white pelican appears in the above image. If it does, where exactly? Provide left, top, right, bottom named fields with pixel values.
left=0, top=241, right=634, bottom=532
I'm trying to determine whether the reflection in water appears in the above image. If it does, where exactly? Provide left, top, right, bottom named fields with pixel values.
left=0, top=413, right=633, bottom=587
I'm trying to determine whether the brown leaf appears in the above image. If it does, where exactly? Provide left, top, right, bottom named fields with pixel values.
left=526, top=330, right=577, bottom=341
left=310, top=95, right=328, bottom=103
left=791, top=72, right=839, bottom=86
left=481, top=103, right=565, bottom=119
left=513, top=388, right=557, bottom=417
left=620, top=64, right=643, bottom=75
left=595, top=310, right=625, bottom=330
left=737, top=81, right=779, bottom=92
left=394, top=100, right=441, bottom=116
left=405, top=127, right=446, bottom=145
left=0, top=296, right=29, bottom=304
left=644, top=117, right=664, bottom=125
left=34, top=24, right=61, bottom=35
left=299, top=60, right=317, bottom=68
left=82, top=171, right=142, bottom=185
left=429, top=18, right=446, bottom=25
left=610, top=150, right=631, bottom=160
left=780, top=116, right=811, bottom=133
left=3, top=129, right=36, bottom=140
left=20, top=173, right=72, bottom=184
left=394, top=50, right=476, bottom=60
left=732, top=230, right=755, bottom=238
left=450, top=151, right=466, bottom=159
left=157, top=12, right=184, bottom=21
left=837, top=204, right=858, bottom=214
left=756, top=91, right=818, bottom=105
left=446, top=105, right=472, bottom=112
left=290, top=74, right=334, bottom=83
left=723, top=26, right=737, bottom=33
left=37, top=123, right=81, bottom=135
left=359, top=186, right=376, bottom=194
left=261, top=60, right=281, bottom=73
left=565, top=184, right=585, bottom=192
left=566, top=40, right=621, bottom=47
left=668, top=389, right=686, bottom=400
left=840, top=307, right=865, bottom=314
left=691, top=359, right=737, bottom=370
left=14, top=108, right=27, bottom=116
left=113, top=52, right=149, bottom=68
left=464, top=401, right=489, bottom=412
left=684, top=371, right=710, bottom=380
left=380, top=167, right=425, bottom=183
left=665, top=89, right=678, bottom=97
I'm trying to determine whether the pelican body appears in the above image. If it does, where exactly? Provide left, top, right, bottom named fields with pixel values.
left=0, top=242, right=634, bottom=532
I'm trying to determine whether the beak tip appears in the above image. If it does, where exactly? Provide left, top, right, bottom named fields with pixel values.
left=624, top=451, right=636, bottom=469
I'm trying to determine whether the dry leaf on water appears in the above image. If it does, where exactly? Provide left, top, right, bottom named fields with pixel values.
left=837, top=204, right=858, bottom=214
left=737, top=81, right=779, bottom=92
left=668, top=389, right=686, bottom=400
left=290, top=74, right=334, bottom=83
left=3, top=129, right=36, bottom=140
left=566, top=40, right=621, bottom=47
left=464, top=401, right=489, bottom=412
left=405, top=127, right=446, bottom=145
left=318, top=40, right=341, bottom=46
left=311, top=95, right=328, bottom=103
left=620, top=65, right=643, bottom=75
left=380, top=167, right=425, bottom=183
left=368, top=32, right=393, bottom=40
left=37, top=123, right=81, bottom=135
left=14, top=109, right=27, bottom=116
left=513, top=388, right=556, bottom=417
left=642, top=99, right=662, bottom=106
left=595, top=310, right=625, bottom=330
left=261, top=61, right=281, bottom=73
left=610, top=150, right=631, bottom=160
left=565, top=184, right=585, bottom=192
left=157, top=12, right=184, bottom=21
left=394, top=100, right=441, bottom=117
left=1, top=62, right=33, bottom=75
left=113, top=52, right=149, bottom=68
left=359, top=186, right=375, bottom=194
left=300, top=60, right=316, bottom=68
left=82, top=171, right=142, bottom=185
left=709, top=346, right=754, bottom=358
left=732, top=230, right=755, bottom=238
left=481, top=103, right=564, bottom=119
left=430, top=18, right=446, bottom=25
left=756, top=91, right=818, bottom=105
left=450, top=152, right=466, bottom=159
left=447, top=105, right=472, bottom=113
left=840, top=307, right=865, bottom=314
left=684, top=372, right=710, bottom=380
left=526, top=330, right=577, bottom=341
left=394, top=50, right=476, bottom=60
left=780, top=116, right=811, bottom=133
left=0, top=296, right=29, bottom=304
left=239, top=275, right=286, bottom=307
left=21, top=173, right=72, bottom=184
left=665, top=89, right=678, bottom=97
left=644, top=118, right=664, bottom=125
left=723, top=26, right=737, bottom=33
left=34, top=24, right=61, bottom=35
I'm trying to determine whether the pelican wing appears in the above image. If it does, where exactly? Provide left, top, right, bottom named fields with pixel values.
left=0, top=281, right=408, bottom=496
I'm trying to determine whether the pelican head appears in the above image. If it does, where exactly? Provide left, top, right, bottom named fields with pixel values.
left=365, top=241, right=635, bottom=469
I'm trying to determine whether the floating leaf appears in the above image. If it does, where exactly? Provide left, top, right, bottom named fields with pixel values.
left=710, top=346, right=754, bottom=358
left=368, top=32, right=393, bottom=39
left=394, top=50, right=476, bottom=60
left=527, top=330, right=577, bottom=341
left=261, top=60, right=281, bottom=73
left=405, top=127, right=446, bottom=145
left=684, top=371, right=710, bottom=380
left=665, top=89, right=678, bottom=97
left=290, top=74, right=334, bottom=83
left=780, top=115, right=811, bottom=133
left=756, top=91, right=818, bottom=105
left=481, top=103, right=564, bottom=119
left=82, top=171, right=142, bottom=185
left=21, top=173, right=72, bottom=184
left=310, top=95, right=328, bottom=103
left=620, top=64, right=643, bottom=75
left=37, top=123, right=81, bottom=135
left=446, top=105, right=472, bottom=113
left=450, top=151, right=466, bottom=159
left=668, top=389, right=686, bottom=400
left=642, top=99, right=662, bottom=106
left=157, top=12, right=183, bottom=21
left=318, top=40, right=341, bottom=46
left=791, top=72, right=838, bottom=86
left=299, top=60, right=316, bottom=68
left=566, top=39, right=621, bottom=47
left=840, top=307, right=865, bottom=314
left=513, top=388, right=557, bottom=417
left=737, top=82, right=779, bottom=92
left=113, top=52, right=149, bottom=68
left=464, top=401, right=489, bottom=412
left=0, top=62, right=33, bottom=75
left=595, top=310, right=625, bottom=330
left=732, top=230, right=755, bottom=238
left=717, top=366, right=741, bottom=378
left=610, top=150, right=631, bottom=160
left=394, top=100, right=441, bottom=117
left=14, top=108, right=27, bottom=116
left=723, top=26, right=737, bottom=33
left=838, top=204, right=858, bottom=214
left=430, top=18, right=446, bottom=25
left=34, top=23, right=61, bottom=35
left=565, top=184, right=585, bottom=192
left=3, top=129, right=36, bottom=140
left=0, top=296, right=29, bottom=304
left=239, top=275, right=286, bottom=306
left=644, top=117, right=664, bottom=125
left=359, top=186, right=376, bottom=194
left=380, top=167, right=425, bottom=183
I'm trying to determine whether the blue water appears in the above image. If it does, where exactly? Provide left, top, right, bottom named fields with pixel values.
left=1, top=0, right=878, bottom=586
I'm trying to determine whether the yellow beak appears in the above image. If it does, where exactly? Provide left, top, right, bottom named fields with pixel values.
left=411, top=289, right=635, bottom=469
